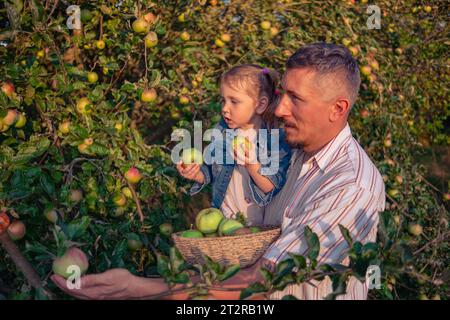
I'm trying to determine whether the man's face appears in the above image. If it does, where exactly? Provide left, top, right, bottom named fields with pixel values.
left=275, top=68, right=334, bottom=150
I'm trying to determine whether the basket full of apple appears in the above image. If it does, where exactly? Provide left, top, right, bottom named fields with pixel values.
left=172, top=208, right=280, bottom=268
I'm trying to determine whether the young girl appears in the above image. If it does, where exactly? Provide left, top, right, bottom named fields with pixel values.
left=176, top=64, right=292, bottom=225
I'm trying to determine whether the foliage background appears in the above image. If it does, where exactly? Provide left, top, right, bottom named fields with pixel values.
left=0, top=0, right=448, bottom=300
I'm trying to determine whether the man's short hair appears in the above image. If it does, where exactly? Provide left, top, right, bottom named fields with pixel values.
left=286, top=43, right=361, bottom=105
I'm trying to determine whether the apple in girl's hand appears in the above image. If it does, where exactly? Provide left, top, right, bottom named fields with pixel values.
left=52, top=247, right=89, bottom=279
left=233, top=136, right=252, bottom=154
left=181, top=148, right=203, bottom=166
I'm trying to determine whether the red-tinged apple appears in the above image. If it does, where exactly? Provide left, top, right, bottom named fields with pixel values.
left=2, top=109, right=18, bottom=126
left=132, top=18, right=150, bottom=34
left=1, top=82, right=14, bottom=97
left=144, top=32, right=158, bottom=48
left=124, top=167, right=143, bottom=184
left=76, top=97, right=91, bottom=114
left=52, top=247, right=89, bottom=279
left=141, top=88, right=157, bottom=102
left=7, top=221, right=26, bottom=240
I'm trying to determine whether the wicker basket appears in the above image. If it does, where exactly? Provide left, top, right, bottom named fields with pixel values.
left=171, top=226, right=281, bottom=268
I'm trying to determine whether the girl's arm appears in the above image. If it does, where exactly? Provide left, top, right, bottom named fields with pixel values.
left=245, top=162, right=275, bottom=193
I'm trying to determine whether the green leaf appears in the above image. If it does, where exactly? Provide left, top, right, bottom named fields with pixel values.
left=40, top=173, right=55, bottom=196
left=259, top=267, right=273, bottom=284
left=288, top=253, right=307, bottom=269
left=281, top=294, right=298, bottom=300
left=218, top=264, right=240, bottom=282
left=13, top=136, right=50, bottom=164
left=174, top=271, right=190, bottom=284
left=66, top=216, right=91, bottom=240
left=156, top=254, right=171, bottom=278
left=304, top=226, right=320, bottom=262
left=338, top=224, right=353, bottom=247
left=169, top=247, right=185, bottom=274
left=324, top=273, right=350, bottom=300
left=362, top=242, right=379, bottom=259
left=239, top=282, right=267, bottom=300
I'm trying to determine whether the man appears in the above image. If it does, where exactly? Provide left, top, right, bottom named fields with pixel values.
left=52, top=43, right=385, bottom=300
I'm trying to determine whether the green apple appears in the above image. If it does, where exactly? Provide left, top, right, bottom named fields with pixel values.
left=14, top=113, right=26, bottom=128
left=195, top=208, right=224, bottom=234
left=59, top=121, right=71, bottom=134
left=215, top=38, right=225, bottom=47
left=87, top=72, right=98, bottom=83
left=76, top=97, right=91, bottom=114
left=52, top=247, right=89, bottom=279
left=95, top=40, right=105, bottom=50
left=127, top=233, right=143, bottom=251
left=132, top=18, right=150, bottom=34
left=144, top=32, right=158, bottom=48
left=218, top=218, right=244, bottom=236
left=121, top=187, right=133, bottom=199
left=113, top=193, right=127, bottom=207
left=181, top=230, right=204, bottom=238
left=159, top=223, right=173, bottom=237
left=233, top=136, right=252, bottom=154
left=181, top=148, right=203, bottom=165
left=260, top=21, right=271, bottom=30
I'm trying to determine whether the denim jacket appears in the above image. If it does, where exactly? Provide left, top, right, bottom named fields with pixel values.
left=190, top=119, right=292, bottom=208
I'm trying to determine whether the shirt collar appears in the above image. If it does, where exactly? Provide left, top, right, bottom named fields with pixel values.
left=311, top=123, right=352, bottom=172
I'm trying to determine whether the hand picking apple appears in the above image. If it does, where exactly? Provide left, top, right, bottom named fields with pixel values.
left=176, top=148, right=205, bottom=183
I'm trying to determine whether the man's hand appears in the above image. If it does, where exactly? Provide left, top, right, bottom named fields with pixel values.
left=51, top=269, right=142, bottom=300
left=176, top=162, right=205, bottom=184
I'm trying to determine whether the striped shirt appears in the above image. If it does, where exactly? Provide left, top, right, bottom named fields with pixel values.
left=262, top=123, right=385, bottom=300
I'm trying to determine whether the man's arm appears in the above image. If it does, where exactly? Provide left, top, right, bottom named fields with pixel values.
left=51, top=259, right=275, bottom=300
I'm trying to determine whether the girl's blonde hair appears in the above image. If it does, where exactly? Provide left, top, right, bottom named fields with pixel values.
left=220, top=64, right=281, bottom=129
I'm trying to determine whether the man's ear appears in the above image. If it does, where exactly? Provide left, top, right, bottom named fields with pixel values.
left=256, top=96, right=269, bottom=115
left=330, top=98, right=351, bottom=122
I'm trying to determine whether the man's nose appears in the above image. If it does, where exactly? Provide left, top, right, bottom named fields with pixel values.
left=275, top=94, right=290, bottom=118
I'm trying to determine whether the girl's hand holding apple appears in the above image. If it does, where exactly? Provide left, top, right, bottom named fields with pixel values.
left=176, top=162, right=205, bottom=184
